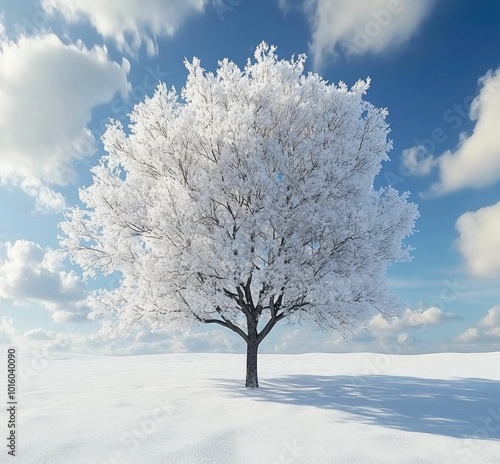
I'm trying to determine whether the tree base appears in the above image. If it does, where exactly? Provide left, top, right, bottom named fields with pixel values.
left=245, top=381, right=259, bottom=389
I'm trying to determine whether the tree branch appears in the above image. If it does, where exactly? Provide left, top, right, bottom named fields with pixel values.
left=223, top=288, right=239, bottom=301
left=242, top=274, right=255, bottom=313
left=235, top=286, right=254, bottom=321
left=257, top=311, right=285, bottom=344
left=197, top=312, right=248, bottom=342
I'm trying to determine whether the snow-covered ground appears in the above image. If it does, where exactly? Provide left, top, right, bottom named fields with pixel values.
left=7, top=352, right=500, bottom=463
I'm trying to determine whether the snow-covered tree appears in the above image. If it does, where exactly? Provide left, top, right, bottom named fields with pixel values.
left=60, top=43, right=418, bottom=388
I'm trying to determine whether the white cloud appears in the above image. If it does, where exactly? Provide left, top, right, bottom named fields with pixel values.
left=0, top=317, right=107, bottom=355
left=458, top=326, right=500, bottom=344
left=456, top=202, right=500, bottom=278
left=42, top=0, right=208, bottom=56
left=0, top=240, right=88, bottom=322
left=24, top=327, right=55, bottom=341
left=126, top=308, right=459, bottom=356
left=4, top=326, right=79, bottom=354
left=291, top=0, right=437, bottom=67
left=456, top=310, right=500, bottom=346
left=431, top=69, right=500, bottom=195
left=477, top=305, right=500, bottom=329
left=367, top=307, right=460, bottom=335
left=0, top=304, right=486, bottom=355
left=0, top=313, right=242, bottom=355
left=123, top=327, right=239, bottom=355
left=400, top=145, right=435, bottom=177
left=0, top=33, right=130, bottom=211
left=20, top=181, right=67, bottom=213
left=267, top=307, right=460, bottom=354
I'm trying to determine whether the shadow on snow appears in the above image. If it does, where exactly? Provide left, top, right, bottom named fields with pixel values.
left=215, top=374, right=500, bottom=439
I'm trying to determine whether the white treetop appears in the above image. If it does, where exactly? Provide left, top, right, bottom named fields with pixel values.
left=60, top=42, right=418, bottom=342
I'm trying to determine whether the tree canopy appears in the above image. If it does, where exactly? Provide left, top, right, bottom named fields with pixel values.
left=60, top=42, right=418, bottom=387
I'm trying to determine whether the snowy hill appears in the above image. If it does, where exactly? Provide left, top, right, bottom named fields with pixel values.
left=10, top=352, right=500, bottom=463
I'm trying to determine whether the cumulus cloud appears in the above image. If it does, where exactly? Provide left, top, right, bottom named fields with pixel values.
left=0, top=317, right=239, bottom=356
left=19, top=181, right=67, bottom=213
left=267, top=325, right=422, bottom=354
left=0, top=304, right=480, bottom=355
left=456, top=202, right=500, bottom=278
left=0, top=240, right=88, bottom=322
left=267, top=307, right=460, bottom=354
left=0, top=317, right=110, bottom=357
left=477, top=305, right=500, bottom=328
left=456, top=307, right=500, bottom=346
left=431, top=69, right=500, bottom=195
left=287, top=0, right=437, bottom=67
left=341, top=307, right=461, bottom=353
left=0, top=33, right=130, bottom=211
left=24, top=327, right=55, bottom=341
left=41, top=0, right=208, bottom=56
left=457, top=327, right=500, bottom=344
left=400, top=145, right=435, bottom=177
left=367, top=307, right=460, bottom=335
left=120, top=327, right=239, bottom=355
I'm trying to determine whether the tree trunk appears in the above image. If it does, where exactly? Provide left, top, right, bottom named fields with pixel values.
left=245, top=336, right=259, bottom=389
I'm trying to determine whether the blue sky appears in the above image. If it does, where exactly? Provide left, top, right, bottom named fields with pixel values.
left=1, top=0, right=499, bottom=355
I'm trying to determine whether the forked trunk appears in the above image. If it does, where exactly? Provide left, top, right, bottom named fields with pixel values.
left=245, top=336, right=259, bottom=389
